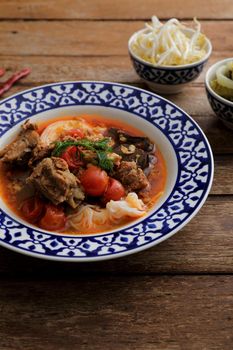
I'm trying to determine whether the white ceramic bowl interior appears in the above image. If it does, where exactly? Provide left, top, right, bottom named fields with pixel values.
left=0, top=105, right=178, bottom=236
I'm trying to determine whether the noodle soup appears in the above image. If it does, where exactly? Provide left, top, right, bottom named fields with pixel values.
left=0, top=115, right=166, bottom=234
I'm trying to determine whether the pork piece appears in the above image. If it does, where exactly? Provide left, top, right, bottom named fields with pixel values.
left=113, top=161, right=149, bottom=192
left=27, top=157, right=84, bottom=208
left=0, top=120, right=40, bottom=166
left=108, top=128, right=154, bottom=152
left=28, top=142, right=55, bottom=167
left=113, top=144, right=149, bottom=169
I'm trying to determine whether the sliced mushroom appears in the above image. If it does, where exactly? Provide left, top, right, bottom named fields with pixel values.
left=108, top=128, right=155, bottom=152
left=114, top=144, right=149, bottom=169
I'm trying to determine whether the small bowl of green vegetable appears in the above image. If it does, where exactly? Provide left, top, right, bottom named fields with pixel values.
left=205, top=57, right=233, bottom=129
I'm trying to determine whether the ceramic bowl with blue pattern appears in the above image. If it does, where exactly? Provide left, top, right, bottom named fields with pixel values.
left=128, top=29, right=212, bottom=94
left=0, top=81, right=214, bottom=261
left=205, top=58, right=233, bottom=130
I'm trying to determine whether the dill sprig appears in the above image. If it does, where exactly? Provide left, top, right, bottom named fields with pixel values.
left=52, top=138, right=114, bottom=171
left=96, top=150, right=114, bottom=172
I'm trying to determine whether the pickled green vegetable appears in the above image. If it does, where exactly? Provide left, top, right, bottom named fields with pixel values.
left=211, top=62, right=233, bottom=102
left=211, top=79, right=233, bottom=102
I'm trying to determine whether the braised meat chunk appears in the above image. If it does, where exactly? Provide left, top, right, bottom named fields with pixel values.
left=28, top=142, right=55, bottom=167
left=0, top=120, right=40, bottom=166
left=27, top=157, right=84, bottom=207
left=113, top=161, right=149, bottom=192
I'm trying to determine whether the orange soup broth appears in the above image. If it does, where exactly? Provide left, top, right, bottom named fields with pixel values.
left=0, top=115, right=167, bottom=235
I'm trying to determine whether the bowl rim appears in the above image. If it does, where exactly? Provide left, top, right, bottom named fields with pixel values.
left=205, top=57, right=233, bottom=107
left=0, top=80, right=214, bottom=262
left=128, top=27, right=212, bottom=70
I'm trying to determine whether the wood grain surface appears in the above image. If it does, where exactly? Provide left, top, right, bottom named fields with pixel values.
left=0, top=1, right=232, bottom=349
left=0, top=21, right=232, bottom=56
left=0, top=52, right=232, bottom=84
left=0, top=277, right=233, bottom=350
left=0, top=0, right=232, bottom=19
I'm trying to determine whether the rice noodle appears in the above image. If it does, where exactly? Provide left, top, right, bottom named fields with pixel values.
left=131, top=16, right=207, bottom=66
left=67, top=192, right=146, bottom=230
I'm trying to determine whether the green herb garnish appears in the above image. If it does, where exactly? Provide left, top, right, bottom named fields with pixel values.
left=52, top=138, right=111, bottom=156
left=96, top=150, right=114, bottom=172
left=52, top=138, right=114, bottom=171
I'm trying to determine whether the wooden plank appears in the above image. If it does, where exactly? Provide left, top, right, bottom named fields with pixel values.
left=0, top=51, right=230, bottom=85
left=0, top=21, right=231, bottom=56
left=0, top=198, right=233, bottom=276
left=0, top=55, right=137, bottom=85
left=211, top=156, right=233, bottom=194
left=0, top=0, right=233, bottom=20
left=194, top=115, right=233, bottom=154
left=0, top=277, right=232, bottom=350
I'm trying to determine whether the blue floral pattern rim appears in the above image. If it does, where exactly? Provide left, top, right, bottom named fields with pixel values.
left=0, top=81, right=214, bottom=261
left=206, top=88, right=233, bottom=124
left=130, top=53, right=207, bottom=85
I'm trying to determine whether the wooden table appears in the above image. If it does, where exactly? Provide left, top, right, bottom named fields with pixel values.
left=0, top=1, right=233, bottom=349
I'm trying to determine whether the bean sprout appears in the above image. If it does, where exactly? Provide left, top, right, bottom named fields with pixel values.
left=131, top=16, right=207, bottom=66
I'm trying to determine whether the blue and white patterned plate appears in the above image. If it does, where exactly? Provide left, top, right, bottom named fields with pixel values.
left=0, top=81, right=214, bottom=261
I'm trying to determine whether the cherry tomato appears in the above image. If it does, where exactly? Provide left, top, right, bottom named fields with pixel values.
left=80, top=165, right=109, bottom=196
left=103, top=178, right=125, bottom=203
left=21, top=196, right=44, bottom=223
left=39, top=204, right=66, bottom=231
left=65, top=129, right=84, bottom=138
left=60, top=146, right=83, bottom=169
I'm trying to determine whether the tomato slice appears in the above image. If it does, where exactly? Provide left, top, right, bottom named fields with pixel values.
left=39, top=204, right=66, bottom=231
left=80, top=165, right=109, bottom=196
left=21, top=196, right=44, bottom=223
left=60, top=146, right=83, bottom=170
left=65, top=129, right=84, bottom=138
left=103, top=178, right=125, bottom=203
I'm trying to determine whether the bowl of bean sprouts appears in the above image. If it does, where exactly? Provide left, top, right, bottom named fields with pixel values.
left=128, top=16, right=212, bottom=94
